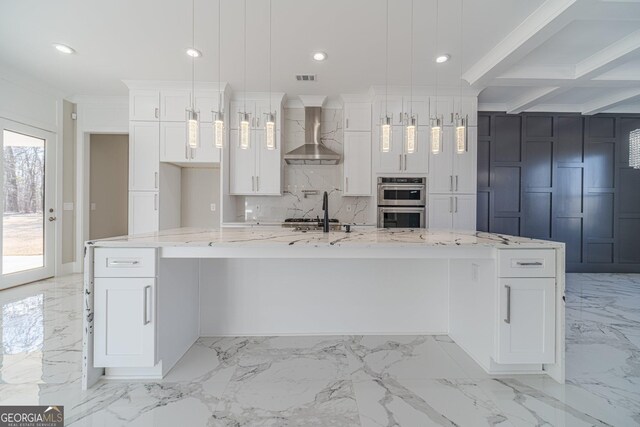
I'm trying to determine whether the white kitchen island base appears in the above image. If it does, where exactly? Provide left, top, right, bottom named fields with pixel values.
left=82, top=228, right=565, bottom=390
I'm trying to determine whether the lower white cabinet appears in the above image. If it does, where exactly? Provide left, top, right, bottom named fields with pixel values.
left=128, top=191, right=159, bottom=235
left=496, top=278, right=556, bottom=364
left=344, top=132, right=372, bottom=196
left=428, top=194, right=476, bottom=230
left=94, top=277, right=156, bottom=367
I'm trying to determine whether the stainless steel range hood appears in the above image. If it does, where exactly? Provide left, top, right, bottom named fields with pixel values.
left=284, top=106, right=341, bottom=165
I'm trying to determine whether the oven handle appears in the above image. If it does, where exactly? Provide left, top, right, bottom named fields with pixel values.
left=378, top=185, right=426, bottom=192
left=378, top=207, right=426, bottom=213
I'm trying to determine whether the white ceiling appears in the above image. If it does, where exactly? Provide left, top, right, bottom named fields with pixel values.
left=1, top=0, right=639, bottom=113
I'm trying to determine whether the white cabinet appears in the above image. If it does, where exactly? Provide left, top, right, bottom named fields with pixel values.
left=428, top=194, right=476, bottom=230
left=160, top=90, right=191, bottom=122
left=403, top=97, right=429, bottom=126
left=195, top=92, right=223, bottom=123
left=160, top=122, right=220, bottom=164
left=429, top=96, right=455, bottom=126
left=130, top=90, right=160, bottom=121
left=128, top=191, right=159, bottom=235
left=430, top=127, right=477, bottom=193
left=344, top=132, right=372, bottom=196
left=129, top=122, right=159, bottom=191
left=229, top=129, right=281, bottom=195
left=454, top=97, right=478, bottom=126
left=377, top=126, right=428, bottom=174
left=376, top=95, right=429, bottom=126
left=94, top=277, right=156, bottom=367
left=229, top=99, right=278, bottom=130
left=496, top=278, right=556, bottom=364
left=344, top=103, right=371, bottom=131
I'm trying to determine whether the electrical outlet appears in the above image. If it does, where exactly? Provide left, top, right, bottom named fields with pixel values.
left=346, top=205, right=352, bottom=212
left=210, top=203, right=216, bottom=212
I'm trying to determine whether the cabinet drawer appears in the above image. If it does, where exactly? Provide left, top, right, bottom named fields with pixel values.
left=94, top=248, right=156, bottom=278
left=498, top=249, right=556, bottom=278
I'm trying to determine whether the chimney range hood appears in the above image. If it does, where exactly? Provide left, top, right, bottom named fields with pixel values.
left=284, top=96, right=340, bottom=165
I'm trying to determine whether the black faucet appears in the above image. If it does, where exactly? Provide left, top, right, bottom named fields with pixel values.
left=322, top=191, right=329, bottom=233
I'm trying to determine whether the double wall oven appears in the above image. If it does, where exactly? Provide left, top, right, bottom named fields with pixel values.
left=377, top=177, right=427, bottom=228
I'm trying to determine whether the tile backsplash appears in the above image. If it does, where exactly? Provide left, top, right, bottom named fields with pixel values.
left=237, top=108, right=374, bottom=224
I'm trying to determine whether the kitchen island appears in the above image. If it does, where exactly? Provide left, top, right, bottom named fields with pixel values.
left=82, top=227, right=565, bottom=389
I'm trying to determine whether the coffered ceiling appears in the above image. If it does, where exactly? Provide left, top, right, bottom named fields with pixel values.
left=0, top=0, right=639, bottom=113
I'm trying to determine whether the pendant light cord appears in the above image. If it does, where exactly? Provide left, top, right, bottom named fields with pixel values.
left=218, top=0, right=222, bottom=112
left=243, top=0, right=247, bottom=114
left=434, top=0, right=439, bottom=118
left=385, top=0, right=389, bottom=117
left=410, top=0, right=413, bottom=117
left=458, top=0, right=464, bottom=116
left=191, top=0, right=195, bottom=110
left=269, top=0, right=272, bottom=114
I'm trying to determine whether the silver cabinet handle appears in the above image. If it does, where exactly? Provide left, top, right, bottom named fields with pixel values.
left=404, top=154, right=407, bottom=171
left=256, top=176, right=260, bottom=192
left=345, top=177, right=349, bottom=193
left=449, top=175, right=453, bottom=192
left=449, top=197, right=453, bottom=213
left=516, top=261, right=543, bottom=266
left=108, top=260, right=140, bottom=266
left=455, top=175, right=459, bottom=192
left=504, top=285, right=511, bottom=324
left=455, top=196, right=458, bottom=213
left=154, top=194, right=158, bottom=211
left=154, top=172, right=159, bottom=189
left=155, top=108, right=159, bottom=119
left=143, top=285, right=152, bottom=325
left=399, top=154, right=402, bottom=171
left=346, top=118, right=349, bottom=129
left=450, top=112, right=454, bottom=123
left=252, top=176, right=255, bottom=192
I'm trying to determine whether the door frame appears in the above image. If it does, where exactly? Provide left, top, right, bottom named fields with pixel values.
left=0, top=119, right=57, bottom=289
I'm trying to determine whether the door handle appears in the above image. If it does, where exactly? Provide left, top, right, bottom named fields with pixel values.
left=455, top=175, right=459, bottom=192
left=516, top=261, right=543, bottom=266
left=256, top=176, right=260, bottom=192
left=449, top=175, right=453, bottom=192
left=346, top=118, right=349, bottom=129
left=252, top=176, right=255, bottom=192
left=154, top=108, right=159, bottom=119
left=154, top=194, right=158, bottom=211
left=345, top=177, right=349, bottom=193
left=109, top=260, right=139, bottom=266
left=143, top=285, right=152, bottom=325
left=154, top=172, right=159, bottom=189
left=404, top=154, right=407, bottom=171
left=399, top=154, right=402, bottom=171
left=504, top=285, right=511, bottom=324
left=449, top=197, right=453, bottom=213
left=48, top=216, right=57, bottom=222
left=454, top=196, right=458, bottom=213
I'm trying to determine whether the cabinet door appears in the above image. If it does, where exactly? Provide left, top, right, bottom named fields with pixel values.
left=376, top=96, right=404, bottom=126
left=229, top=129, right=256, bottom=194
left=377, top=126, right=404, bottom=173
left=344, top=132, right=372, bottom=196
left=428, top=194, right=453, bottom=229
left=128, top=191, right=159, bottom=235
left=453, top=126, right=477, bottom=193
left=344, top=103, right=372, bottom=131
left=229, top=100, right=253, bottom=129
left=254, top=100, right=275, bottom=130
left=428, top=126, right=454, bottom=193
left=453, top=195, right=476, bottom=231
left=256, top=130, right=282, bottom=195
left=94, top=278, right=156, bottom=367
left=160, top=122, right=188, bottom=163
left=130, top=90, right=160, bottom=121
left=160, top=90, right=191, bottom=122
left=129, top=122, right=159, bottom=191
left=403, top=96, right=429, bottom=126
left=403, top=126, right=429, bottom=174
left=429, top=96, right=455, bottom=126
left=193, top=123, right=221, bottom=163
left=497, top=278, right=556, bottom=364
left=453, top=97, right=478, bottom=126
left=195, top=92, right=222, bottom=123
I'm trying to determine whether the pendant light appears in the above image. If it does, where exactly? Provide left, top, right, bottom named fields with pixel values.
left=265, top=0, right=277, bottom=150
left=454, top=0, right=467, bottom=154
left=239, top=0, right=251, bottom=150
left=380, top=0, right=392, bottom=153
left=430, top=0, right=443, bottom=155
left=213, top=0, right=224, bottom=149
left=631, top=129, right=640, bottom=169
left=186, top=0, right=200, bottom=150
left=405, top=0, right=417, bottom=154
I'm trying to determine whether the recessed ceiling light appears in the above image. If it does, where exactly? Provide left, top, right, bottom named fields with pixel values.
left=53, top=44, right=75, bottom=54
left=313, top=52, right=327, bottom=61
left=436, top=54, right=450, bottom=63
left=186, top=48, right=202, bottom=58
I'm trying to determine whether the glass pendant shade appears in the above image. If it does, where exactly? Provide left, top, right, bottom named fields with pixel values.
left=380, top=116, right=392, bottom=153
left=455, top=115, right=467, bottom=154
left=430, top=117, right=442, bottom=154
left=405, top=116, right=417, bottom=154
left=213, top=111, right=224, bottom=149
left=187, top=109, right=200, bottom=149
left=265, top=112, right=276, bottom=150
left=630, top=129, right=640, bottom=169
left=239, top=113, right=251, bottom=150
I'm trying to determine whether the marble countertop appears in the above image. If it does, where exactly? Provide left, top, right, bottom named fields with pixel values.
left=87, top=227, right=563, bottom=249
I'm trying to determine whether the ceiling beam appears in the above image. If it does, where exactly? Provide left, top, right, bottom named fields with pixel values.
left=581, top=87, right=640, bottom=114
left=463, top=0, right=580, bottom=88
left=506, top=86, right=566, bottom=113
left=575, top=29, right=640, bottom=79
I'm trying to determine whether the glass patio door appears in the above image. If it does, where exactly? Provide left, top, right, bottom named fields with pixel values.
left=0, top=120, right=56, bottom=289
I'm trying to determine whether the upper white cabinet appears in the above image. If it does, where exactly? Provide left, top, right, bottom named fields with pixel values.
left=376, top=95, right=429, bottom=126
left=429, top=96, right=455, bottom=126
left=344, top=103, right=371, bottom=132
left=344, top=132, right=372, bottom=196
left=429, top=96, right=478, bottom=127
left=376, top=126, right=428, bottom=174
left=160, top=122, right=221, bottom=165
left=195, top=92, right=223, bottom=123
left=229, top=99, right=279, bottom=130
left=429, top=127, right=477, bottom=194
left=129, top=122, right=159, bottom=191
left=229, top=129, right=282, bottom=195
left=160, top=90, right=191, bottom=122
left=496, top=277, right=556, bottom=364
left=130, top=90, right=160, bottom=121
left=454, top=97, right=478, bottom=127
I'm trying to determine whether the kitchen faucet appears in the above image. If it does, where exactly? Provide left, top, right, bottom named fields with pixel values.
left=322, top=191, right=329, bottom=233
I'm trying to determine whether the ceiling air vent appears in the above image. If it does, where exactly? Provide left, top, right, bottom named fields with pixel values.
left=296, top=74, right=317, bottom=82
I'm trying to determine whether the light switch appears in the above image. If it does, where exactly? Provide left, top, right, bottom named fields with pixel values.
left=210, top=203, right=216, bottom=212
